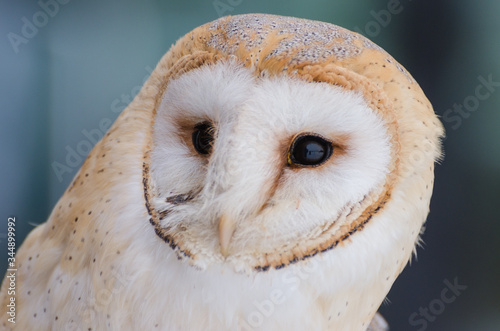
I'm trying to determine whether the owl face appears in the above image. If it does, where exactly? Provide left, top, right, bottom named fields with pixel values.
left=146, top=59, right=395, bottom=272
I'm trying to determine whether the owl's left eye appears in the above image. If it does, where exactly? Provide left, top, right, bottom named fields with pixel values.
left=288, top=134, right=333, bottom=167
left=192, top=122, right=214, bottom=155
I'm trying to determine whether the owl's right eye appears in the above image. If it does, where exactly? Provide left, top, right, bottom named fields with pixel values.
left=192, top=122, right=214, bottom=155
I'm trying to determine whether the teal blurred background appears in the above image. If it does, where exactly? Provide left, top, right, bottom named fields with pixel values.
left=1, top=0, right=499, bottom=330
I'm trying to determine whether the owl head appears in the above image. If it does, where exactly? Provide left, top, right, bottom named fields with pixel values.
left=134, top=14, right=443, bottom=275
left=1, top=13, right=446, bottom=331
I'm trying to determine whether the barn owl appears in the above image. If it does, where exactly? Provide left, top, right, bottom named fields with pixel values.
left=1, top=14, right=443, bottom=330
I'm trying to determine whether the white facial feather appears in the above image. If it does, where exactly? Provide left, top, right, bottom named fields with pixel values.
left=151, top=61, right=392, bottom=267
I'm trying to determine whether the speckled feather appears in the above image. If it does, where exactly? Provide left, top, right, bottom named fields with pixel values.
left=1, top=14, right=443, bottom=330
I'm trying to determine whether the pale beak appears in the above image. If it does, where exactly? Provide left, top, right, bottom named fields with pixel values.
left=218, top=214, right=236, bottom=257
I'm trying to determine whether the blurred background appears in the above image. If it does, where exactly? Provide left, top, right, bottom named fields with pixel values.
left=1, top=0, right=499, bottom=330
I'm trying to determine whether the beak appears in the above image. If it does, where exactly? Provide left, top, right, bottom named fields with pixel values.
left=218, top=214, right=236, bottom=257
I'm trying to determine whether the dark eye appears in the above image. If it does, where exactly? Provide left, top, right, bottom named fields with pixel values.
left=288, top=134, right=333, bottom=167
left=192, top=122, right=214, bottom=155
